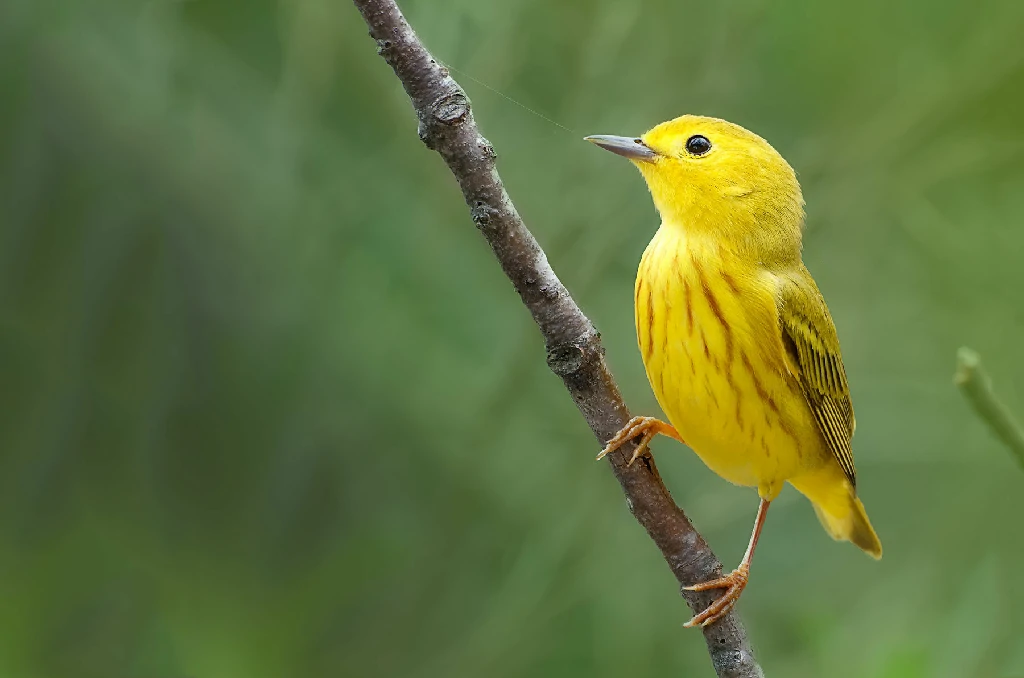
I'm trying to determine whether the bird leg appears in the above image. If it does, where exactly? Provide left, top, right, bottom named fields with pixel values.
left=682, top=498, right=770, bottom=628
left=596, top=416, right=684, bottom=467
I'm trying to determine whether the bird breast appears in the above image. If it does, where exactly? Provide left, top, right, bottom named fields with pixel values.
left=634, top=225, right=820, bottom=494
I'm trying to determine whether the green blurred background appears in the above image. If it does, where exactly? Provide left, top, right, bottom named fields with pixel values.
left=2, top=0, right=1024, bottom=676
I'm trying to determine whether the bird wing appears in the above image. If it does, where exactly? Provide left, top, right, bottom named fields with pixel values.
left=776, top=270, right=857, bottom=487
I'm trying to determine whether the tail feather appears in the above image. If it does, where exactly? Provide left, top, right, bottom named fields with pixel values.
left=811, top=493, right=882, bottom=559
left=791, top=467, right=882, bottom=559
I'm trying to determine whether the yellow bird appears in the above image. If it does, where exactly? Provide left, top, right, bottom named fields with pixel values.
left=586, top=116, right=881, bottom=628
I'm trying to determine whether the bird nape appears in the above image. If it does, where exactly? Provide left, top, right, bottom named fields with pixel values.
left=587, top=115, right=881, bottom=629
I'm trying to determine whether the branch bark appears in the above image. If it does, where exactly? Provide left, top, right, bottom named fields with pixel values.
left=351, top=2, right=764, bottom=675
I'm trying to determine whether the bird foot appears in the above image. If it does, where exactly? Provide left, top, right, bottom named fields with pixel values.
left=682, top=564, right=749, bottom=628
left=596, top=416, right=671, bottom=467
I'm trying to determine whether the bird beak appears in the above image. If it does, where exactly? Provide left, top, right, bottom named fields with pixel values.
left=584, top=135, right=659, bottom=162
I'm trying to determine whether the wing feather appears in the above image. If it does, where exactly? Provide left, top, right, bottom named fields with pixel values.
left=778, top=272, right=857, bottom=486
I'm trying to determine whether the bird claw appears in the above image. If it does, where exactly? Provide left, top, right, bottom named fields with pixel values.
left=682, top=565, right=749, bottom=628
left=596, top=416, right=667, bottom=464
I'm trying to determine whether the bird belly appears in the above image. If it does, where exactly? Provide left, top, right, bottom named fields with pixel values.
left=635, top=229, right=823, bottom=497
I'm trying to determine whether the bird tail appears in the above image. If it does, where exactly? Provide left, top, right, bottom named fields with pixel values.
left=790, top=467, right=882, bottom=559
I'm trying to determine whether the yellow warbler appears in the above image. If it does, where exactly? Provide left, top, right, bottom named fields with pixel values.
left=586, top=116, right=881, bottom=628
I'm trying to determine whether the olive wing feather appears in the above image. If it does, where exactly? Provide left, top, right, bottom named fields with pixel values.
left=778, top=275, right=857, bottom=486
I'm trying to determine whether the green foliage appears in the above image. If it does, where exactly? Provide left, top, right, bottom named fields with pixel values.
left=2, top=0, right=1024, bottom=676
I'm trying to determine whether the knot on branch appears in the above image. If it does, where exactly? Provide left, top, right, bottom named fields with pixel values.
left=418, top=90, right=470, bottom=150
left=546, top=343, right=585, bottom=376
left=546, top=331, right=601, bottom=377
left=433, top=91, right=470, bottom=125
left=471, top=200, right=500, bottom=231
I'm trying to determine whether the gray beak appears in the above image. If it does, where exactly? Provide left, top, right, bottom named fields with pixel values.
left=584, top=135, right=659, bottom=162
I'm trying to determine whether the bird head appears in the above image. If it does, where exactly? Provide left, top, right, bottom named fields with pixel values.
left=586, top=115, right=806, bottom=260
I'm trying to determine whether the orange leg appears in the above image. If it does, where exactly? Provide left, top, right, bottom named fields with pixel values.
left=683, top=498, right=770, bottom=628
left=596, top=415, right=684, bottom=467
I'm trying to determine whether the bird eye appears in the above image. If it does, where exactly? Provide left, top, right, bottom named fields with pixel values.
left=685, top=135, right=712, bottom=156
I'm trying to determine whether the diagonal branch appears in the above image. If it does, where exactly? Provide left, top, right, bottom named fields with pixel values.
left=351, top=2, right=764, bottom=675
left=955, top=347, right=1024, bottom=470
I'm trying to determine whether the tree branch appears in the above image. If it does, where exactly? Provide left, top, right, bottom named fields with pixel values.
left=351, top=2, right=764, bottom=675
left=955, top=347, right=1024, bottom=470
